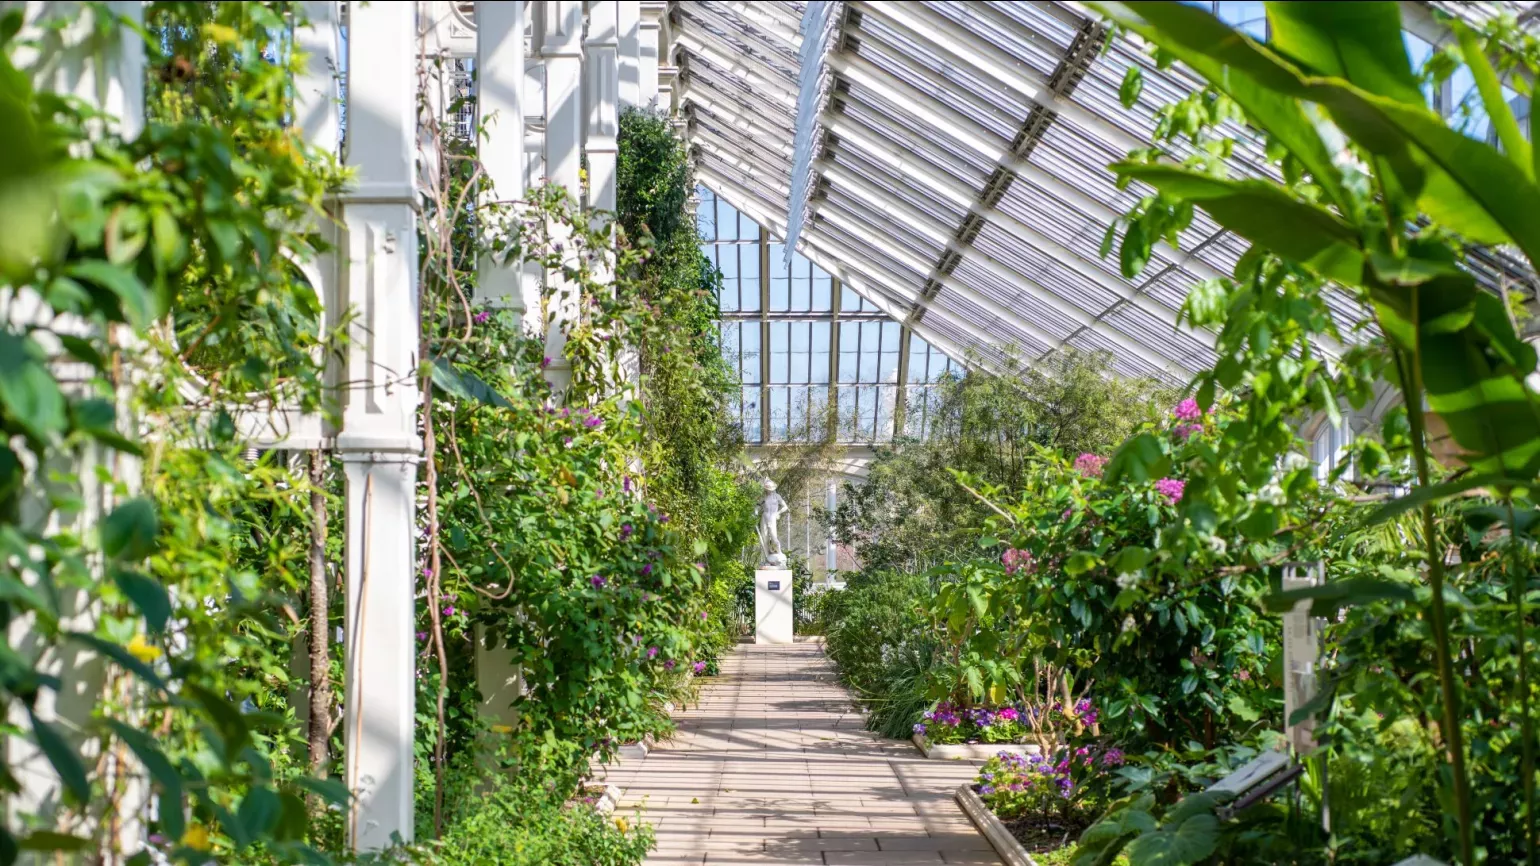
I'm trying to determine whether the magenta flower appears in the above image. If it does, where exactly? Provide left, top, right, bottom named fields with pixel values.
left=700, top=610, right=709, bottom=620
left=590, top=575, right=607, bottom=589
left=541, top=356, right=552, bottom=368
left=473, top=310, right=491, bottom=324
left=1002, top=547, right=1035, bottom=576
left=620, top=523, right=634, bottom=540
left=693, top=661, right=707, bottom=674
left=641, top=564, right=652, bottom=576
left=1154, top=477, right=1185, bottom=503
left=1173, top=398, right=1203, bottom=422
left=1074, top=453, right=1107, bottom=478
left=417, top=631, right=428, bottom=641
left=443, top=605, right=456, bottom=616
left=1173, top=423, right=1204, bottom=441
left=584, top=415, right=603, bottom=428
left=646, top=646, right=659, bottom=659
left=623, top=475, right=633, bottom=493
left=664, top=659, right=676, bottom=671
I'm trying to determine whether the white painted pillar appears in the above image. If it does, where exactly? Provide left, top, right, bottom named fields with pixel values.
left=586, top=1, right=620, bottom=216
left=539, top=0, right=584, bottom=398
left=826, top=481, right=838, bottom=574
left=618, top=1, right=642, bottom=109
left=6, top=3, right=146, bottom=850
left=338, top=1, right=421, bottom=851
left=476, top=0, right=528, bottom=311
left=639, top=1, right=662, bottom=108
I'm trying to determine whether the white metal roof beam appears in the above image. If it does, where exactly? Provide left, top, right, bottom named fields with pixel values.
left=690, top=128, right=792, bottom=189
left=815, top=195, right=1186, bottom=376
left=816, top=88, right=1213, bottom=362
left=681, top=3, right=799, bottom=69
left=672, top=22, right=799, bottom=106
left=818, top=165, right=1193, bottom=374
left=725, top=0, right=804, bottom=46
left=680, top=90, right=796, bottom=154
left=678, top=72, right=796, bottom=131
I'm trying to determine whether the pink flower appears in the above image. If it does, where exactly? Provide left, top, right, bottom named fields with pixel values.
left=1154, top=478, right=1185, bottom=503
left=1074, top=453, right=1107, bottom=478
left=1173, top=398, right=1202, bottom=422
left=1237, top=669, right=1252, bottom=681
left=1001, top=548, right=1035, bottom=576
left=700, top=611, right=709, bottom=620
left=443, top=605, right=456, bottom=616
left=693, top=661, right=707, bottom=674
left=647, top=646, right=659, bottom=659
left=473, top=310, right=491, bottom=324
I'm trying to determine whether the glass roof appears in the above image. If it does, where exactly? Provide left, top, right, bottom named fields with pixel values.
left=674, top=0, right=1536, bottom=385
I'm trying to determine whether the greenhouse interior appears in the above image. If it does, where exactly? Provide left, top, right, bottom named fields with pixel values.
left=4, top=0, right=1540, bottom=863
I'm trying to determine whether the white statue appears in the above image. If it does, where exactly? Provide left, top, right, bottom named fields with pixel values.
left=756, top=477, right=789, bottom=568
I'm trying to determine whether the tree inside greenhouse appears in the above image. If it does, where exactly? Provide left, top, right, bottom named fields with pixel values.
left=4, top=2, right=1540, bottom=866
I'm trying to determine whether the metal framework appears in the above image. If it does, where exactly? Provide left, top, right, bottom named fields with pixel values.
left=672, top=0, right=1537, bottom=386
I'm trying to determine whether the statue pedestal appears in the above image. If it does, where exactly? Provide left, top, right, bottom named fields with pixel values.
left=754, top=568, right=793, bottom=645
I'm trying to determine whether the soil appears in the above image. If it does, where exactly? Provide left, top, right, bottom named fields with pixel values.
left=1001, top=813, right=1092, bottom=854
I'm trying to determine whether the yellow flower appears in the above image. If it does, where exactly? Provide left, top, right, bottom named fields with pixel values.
left=181, top=823, right=211, bottom=851
left=614, top=816, right=629, bottom=834
left=490, top=724, right=512, bottom=735
left=127, top=634, right=161, bottom=664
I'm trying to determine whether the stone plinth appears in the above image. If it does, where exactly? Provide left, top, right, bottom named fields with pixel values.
left=754, top=568, right=793, bottom=644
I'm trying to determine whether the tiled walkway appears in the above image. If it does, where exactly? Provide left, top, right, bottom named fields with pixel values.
left=604, top=640, right=1001, bottom=865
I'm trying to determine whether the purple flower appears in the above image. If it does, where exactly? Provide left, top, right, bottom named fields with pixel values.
left=417, top=631, right=428, bottom=641
left=913, top=723, right=927, bottom=735
left=1173, top=423, right=1204, bottom=441
left=693, top=661, right=707, bottom=674
left=1074, top=453, right=1107, bottom=478
left=659, top=512, right=670, bottom=523
left=1172, top=397, right=1203, bottom=422
left=422, top=567, right=433, bottom=578
left=584, top=415, right=603, bottom=428
left=641, top=564, right=652, bottom=576
left=473, top=310, right=491, bottom=324
left=700, top=611, right=709, bottom=620
left=620, top=523, right=634, bottom=540
left=623, top=475, right=633, bottom=493
left=1102, top=749, right=1125, bottom=767
left=664, top=659, right=676, bottom=670
left=996, top=707, right=1019, bottom=722
left=647, top=646, right=659, bottom=659
left=443, top=605, right=456, bottom=616
left=590, top=575, right=607, bottom=589
left=1154, top=477, right=1186, bottom=504
left=979, top=785, right=995, bottom=795
left=541, top=356, right=552, bottom=368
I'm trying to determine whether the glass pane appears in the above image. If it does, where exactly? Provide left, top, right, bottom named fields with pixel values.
left=743, top=386, right=763, bottom=443
left=741, top=325, right=761, bottom=384
left=696, top=186, right=715, bottom=242
left=769, top=321, right=789, bottom=384
left=812, top=351, right=829, bottom=384
left=740, top=244, right=761, bottom=312
left=1214, top=0, right=1265, bottom=39
left=719, top=200, right=740, bottom=242
left=811, top=321, right=830, bottom=352
left=837, top=387, right=857, bottom=440
left=812, top=268, right=832, bottom=311
left=907, top=336, right=929, bottom=383
left=841, top=285, right=862, bottom=312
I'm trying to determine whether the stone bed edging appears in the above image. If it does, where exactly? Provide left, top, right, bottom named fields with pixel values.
left=955, top=783, right=1038, bottom=866
left=912, top=733, right=1043, bottom=761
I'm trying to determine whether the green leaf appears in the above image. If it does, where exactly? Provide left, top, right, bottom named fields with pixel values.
left=64, top=632, right=165, bottom=690
left=1265, top=2, right=1423, bottom=107
left=100, top=498, right=158, bottom=561
left=1119, top=66, right=1143, bottom=108
left=1110, top=547, right=1151, bottom=574
left=1125, top=812, right=1221, bottom=866
left=1119, top=218, right=1150, bottom=279
left=1106, top=433, right=1168, bottom=484
left=112, top=570, right=170, bottom=633
left=16, top=832, right=89, bottom=852
left=1065, top=552, right=1099, bottom=576
left=1362, top=474, right=1499, bottom=526
left=103, top=720, right=181, bottom=803
left=1454, top=22, right=1531, bottom=176
left=65, top=260, right=152, bottom=328
left=292, top=776, right=351, bottom=808
left=27, top=712, right=89, bottom=804
left=1112, top=164, right=1365, bottom=285
left=237, top=787, right=281, bottom=843
left=1264, top=577, right=1414, bottom=616
left=0, top=332, right=66, bottom=439
left=430, top=357, right=514, bottom=409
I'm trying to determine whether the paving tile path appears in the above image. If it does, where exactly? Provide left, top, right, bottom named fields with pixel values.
left=603, top=640, right=1002, bottom=865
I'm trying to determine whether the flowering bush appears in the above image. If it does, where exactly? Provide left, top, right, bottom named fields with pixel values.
left=974, top=747, right=1124, bottom=823
left=914, top=702, right=1032, bottom=745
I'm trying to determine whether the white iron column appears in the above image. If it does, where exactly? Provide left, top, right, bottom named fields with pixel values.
left=826, top=481, right=837, bottom=575
left=540, top=0, right=584, bottom=398
left=618, top=1, right=641, bottom=108
left=338, top=1, right=421, bottom=851
left=476, top=0, right=528, bottom=311
left=585, top=1, right=620, bottom=216
left=639, top=1, right=662, bottom=107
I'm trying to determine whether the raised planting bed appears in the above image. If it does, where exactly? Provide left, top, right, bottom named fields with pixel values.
left=956, top=784, right=1124, bottom=866
left=614, top=732, right=657, bottom=761
left=577, top=782, right=624, bottom=815
left=913, top=734, right=1042, bottom=761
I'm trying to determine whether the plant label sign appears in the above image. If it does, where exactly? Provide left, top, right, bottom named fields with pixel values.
left=1281, top=561, right=1324, bottom=756
left=767, top=581, right=781, bottom=590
